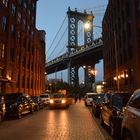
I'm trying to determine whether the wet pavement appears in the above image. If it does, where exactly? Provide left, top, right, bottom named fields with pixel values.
left=0, top=101, right=111, bottom=140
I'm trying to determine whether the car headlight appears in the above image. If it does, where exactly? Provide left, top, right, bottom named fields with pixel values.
left=50, top=100, right=54, bottom=104
left=61, top=100, right=66, bottom=103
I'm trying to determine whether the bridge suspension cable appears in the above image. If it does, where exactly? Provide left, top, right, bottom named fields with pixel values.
left=56, top=42, right=68, bottom=56
left=47, top=26, right=68, bottom=61
left=47, top=15, right=67, bottom=53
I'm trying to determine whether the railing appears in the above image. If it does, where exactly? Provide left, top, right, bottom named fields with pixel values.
left=46, top=37, right=103, bottom=67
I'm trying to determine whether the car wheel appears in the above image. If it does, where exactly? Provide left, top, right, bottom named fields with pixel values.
left=17, top=108, right=22, bottom=119
left=30, top=106, right=34, bottom=114
left=110, top=119, right=116, bottom=138
left=100, top=113, right=104, bottom=126
left=94, top=109, right=98, bottom=117
left=36, top=105, right=39, bottom=111
left=0, top=114, right=2, bottom=122
left=122, top=130, right=133, bottom=140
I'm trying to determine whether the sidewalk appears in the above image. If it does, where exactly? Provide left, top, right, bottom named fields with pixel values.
left=68, top=100, right=106, bottom=140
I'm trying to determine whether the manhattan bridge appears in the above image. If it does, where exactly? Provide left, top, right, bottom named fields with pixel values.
left=46, top=7, right=104, bottom=90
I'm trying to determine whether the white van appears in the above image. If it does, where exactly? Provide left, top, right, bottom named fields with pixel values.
left=84, top=92, right=97, bottom=106
left=40, top=93, right=50, bottom=106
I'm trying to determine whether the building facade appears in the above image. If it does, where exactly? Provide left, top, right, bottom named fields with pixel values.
left=0, top=0, right=46, bottom=95
left=102, top=0, right=140, bottom=92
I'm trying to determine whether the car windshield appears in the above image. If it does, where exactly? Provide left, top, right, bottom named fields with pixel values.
left=113, top=93, right=131, bottom=108
left=87, top=94, right=97, bottom=98
left=95, top=94, right=105, bottom=103
left=5, top=94, right=22, bottom=103
left=32, top=96, right=39, bottom=101
left=117, top=93, right=131, bottom=106
left=51, top=94, right=65, bottom=98
left=40, top=95, right=49, bottom=98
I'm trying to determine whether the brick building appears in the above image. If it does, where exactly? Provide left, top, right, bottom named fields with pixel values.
left=102, top=0, right=140, bottom=92
left=0, top=0, right=46, bottom=95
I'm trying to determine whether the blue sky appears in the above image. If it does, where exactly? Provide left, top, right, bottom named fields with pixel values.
left=36, top=0, right=108, bottom=82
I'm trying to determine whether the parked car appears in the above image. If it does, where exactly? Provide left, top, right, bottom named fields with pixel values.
left=84, top=92, right=98, bottom=106
left=100, top=91, right=131, bottom=138
left=0, top=94, right=6, bottom=121
left=4, top=93, right=35, bottom=119
left=31, top=96, right=44, bottom=111
left=91, top=93, right=105, bottom=117
left=121, top=89, right=140, bottom=140
left=49, top=93, right=69, bottom=109
left=40, top=93, right=50, bottom=106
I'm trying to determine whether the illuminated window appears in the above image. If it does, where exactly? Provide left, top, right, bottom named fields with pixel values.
left=0, top=43, right=5, bottom=59
left=2, top=0, right=8, bottom=7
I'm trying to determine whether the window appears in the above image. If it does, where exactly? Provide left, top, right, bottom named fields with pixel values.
left=32, top=16, right=34, bottom=24
left=27, top=25, right=30, bottom=32
left=2, top=16, right=7, bottom=32
left=11, top=24, right=15, bottom=33
left=0, top=43, right=5, bottom=59
left=12, top=3, right=16, bottom=16
left=17, top=12, right=21, bottom=23
left=128, top=91, right=140, bottom=109
left=32, top=3, right=35, bottom=10
left=28, top=10, right=30, bottom=16
left=23, top=2, right=27, bottom=12
left=2, top=0, right=8, bottom=7
left=17, top=31, right=21, bottom=43
left=23, top=19, right=26, bottom=30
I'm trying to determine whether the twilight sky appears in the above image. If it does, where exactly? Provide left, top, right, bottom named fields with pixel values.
left=36, top=0, right=108, bottom=82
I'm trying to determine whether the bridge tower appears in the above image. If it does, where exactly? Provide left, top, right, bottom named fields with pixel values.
left=67, top=7, right=94, bottom=89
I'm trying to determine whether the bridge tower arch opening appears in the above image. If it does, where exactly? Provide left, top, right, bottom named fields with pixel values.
left=67, top=7, right=94, bottom=53
left=78, top=20, right=84, bottom=46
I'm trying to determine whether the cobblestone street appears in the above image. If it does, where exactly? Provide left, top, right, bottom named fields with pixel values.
left=0, top=101, right=112, bottom=140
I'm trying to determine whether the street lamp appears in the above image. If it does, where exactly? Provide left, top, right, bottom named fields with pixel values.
left=84, top=22, right=91, bottom=30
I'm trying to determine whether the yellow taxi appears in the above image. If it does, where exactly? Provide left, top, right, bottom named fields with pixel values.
left=49, top=93, right=69, bottom=109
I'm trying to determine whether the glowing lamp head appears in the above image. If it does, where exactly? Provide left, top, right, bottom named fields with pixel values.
left=84, top=22, right=91, bottom=30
